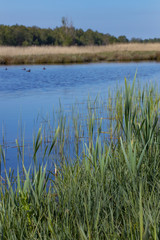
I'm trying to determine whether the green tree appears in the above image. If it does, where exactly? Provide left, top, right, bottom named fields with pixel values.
left=118, top=35, right=129, bottom=43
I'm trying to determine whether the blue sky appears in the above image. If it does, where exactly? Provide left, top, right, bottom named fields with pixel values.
left=0, top=0, right=160, bottom=39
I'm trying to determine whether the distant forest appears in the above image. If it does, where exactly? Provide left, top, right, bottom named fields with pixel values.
left=0, top=18, right=160, bottom=46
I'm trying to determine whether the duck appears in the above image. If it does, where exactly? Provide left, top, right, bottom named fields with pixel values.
left=22, top=67, right=26, bottom=70
left=5, top=67, right=8, bottom=70
left=26, top=69, right=31, bottom=72
left=43, top=67, right=46, bottom=70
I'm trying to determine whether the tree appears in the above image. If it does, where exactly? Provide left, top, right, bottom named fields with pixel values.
left=118, top=35, right=129, bottom=43
left=61, top=17, right=68, bottom=28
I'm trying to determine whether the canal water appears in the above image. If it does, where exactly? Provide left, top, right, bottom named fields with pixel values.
left=0, top=62, right=160, bottom=171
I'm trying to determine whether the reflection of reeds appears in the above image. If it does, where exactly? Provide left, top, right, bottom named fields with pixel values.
left=1, top=43, right=160, bottom=64
left=0, top=78, right=160, bottom=238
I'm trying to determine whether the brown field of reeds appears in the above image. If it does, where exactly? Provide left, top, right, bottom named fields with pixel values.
left=1, top=43, right=160, bottom=64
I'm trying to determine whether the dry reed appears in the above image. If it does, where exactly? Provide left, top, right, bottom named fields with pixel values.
left=0, top=43, right=160, bottom=56
left=1, top=43, right=160, bottom=64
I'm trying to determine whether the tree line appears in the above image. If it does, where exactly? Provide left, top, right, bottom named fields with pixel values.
left=0, top=19, right=159, bottom=46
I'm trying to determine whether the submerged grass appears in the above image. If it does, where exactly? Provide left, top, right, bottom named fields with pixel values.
left=0, top=78, right=160, bottom=239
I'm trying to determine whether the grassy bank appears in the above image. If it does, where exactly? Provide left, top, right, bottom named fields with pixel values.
left=1, top=43, right=160, bottom=64
left=0, top=78, right=160, bottom=239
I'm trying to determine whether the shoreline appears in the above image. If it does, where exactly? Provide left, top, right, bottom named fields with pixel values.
left=1, top=51, right=160, bottom=65
left=1, top=44, right=160, bottom=65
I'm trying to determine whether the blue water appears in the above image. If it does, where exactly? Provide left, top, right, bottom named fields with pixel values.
left=0, top=62, right=160, bottom=171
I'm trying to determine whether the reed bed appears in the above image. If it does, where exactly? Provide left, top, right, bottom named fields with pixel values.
left=1, top=43, right=160, bottom=64
left=1, top=43, right=160, bottom=56
left=0, top=78, right=160, bottom=239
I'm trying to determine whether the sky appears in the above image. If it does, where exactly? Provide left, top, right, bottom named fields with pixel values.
left=0, top=0, right=160, bottom=39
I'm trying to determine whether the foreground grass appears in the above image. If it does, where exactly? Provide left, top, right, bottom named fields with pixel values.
left=1, top=43, right=160, bottom=64
left=0, top=78, right=160, bottom=239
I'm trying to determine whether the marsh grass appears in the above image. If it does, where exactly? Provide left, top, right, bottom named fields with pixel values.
left=0, top=78, right=160, bottom=239
left=1, top=43, right=160, bottom=56
left=1, top=43, right=160, bottom=64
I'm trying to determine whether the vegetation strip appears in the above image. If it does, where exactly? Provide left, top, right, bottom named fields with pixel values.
left=1, top=50, right=160, bottom=65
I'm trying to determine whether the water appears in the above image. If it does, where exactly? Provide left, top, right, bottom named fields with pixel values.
left=0, top=62, right=160, bottom=171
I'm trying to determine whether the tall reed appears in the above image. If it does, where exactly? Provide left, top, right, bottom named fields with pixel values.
left=0, top=78, right=160, bottom=239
